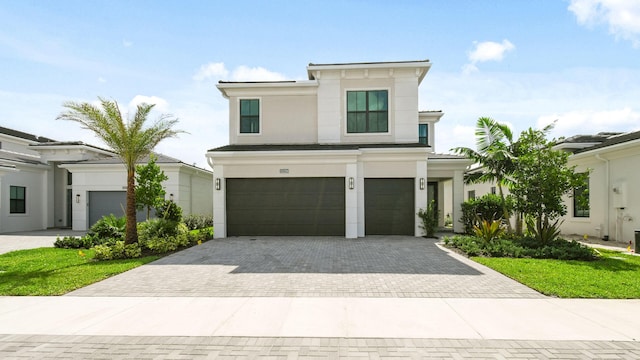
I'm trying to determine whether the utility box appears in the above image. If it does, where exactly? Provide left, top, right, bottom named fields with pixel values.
left=636, top=230, right=640, bottom=253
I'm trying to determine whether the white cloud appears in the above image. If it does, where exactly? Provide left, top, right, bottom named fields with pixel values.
left=128, top=95, right=169, bottom=112
left=569, top=0, right=640, bottom=46
left=537, top=108, right=640, bottom=139
left=468, top=39, right=515, bottom=63
left=193, top=62, right=288, bottom=82
left=97, top=77, right=106, bottom=83
left=462, top=39, right=515, bottom=73
left=230, top=65, right=287, bottom=81
left=122, top=39, right=133, bottom=47
left=193, top=62, right=229, bottom=81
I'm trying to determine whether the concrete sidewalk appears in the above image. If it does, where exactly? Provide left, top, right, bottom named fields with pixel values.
left=1, top=296, right=638, bottom=341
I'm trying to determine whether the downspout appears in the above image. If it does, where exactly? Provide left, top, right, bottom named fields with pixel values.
left=595, top=154, right=609, bottom=240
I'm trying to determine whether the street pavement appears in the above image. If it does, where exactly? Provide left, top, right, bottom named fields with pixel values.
left=0, top=233, right=639, bottom=359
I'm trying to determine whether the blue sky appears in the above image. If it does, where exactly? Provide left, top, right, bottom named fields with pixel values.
left=1, top=0, right=640, bottom=168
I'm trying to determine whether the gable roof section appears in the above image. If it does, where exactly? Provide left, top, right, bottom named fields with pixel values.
left=573, top=130, right=640, bottom=154
left=0, top=126, right=56, bottom=143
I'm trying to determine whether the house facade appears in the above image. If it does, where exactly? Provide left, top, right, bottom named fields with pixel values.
left=463, top=130, right=640, bottom=245
left=0, top=126, right=213, bottom=233
left=206, top=60, right=471, bottom=238
left=557, top=131, right=639, bottom=245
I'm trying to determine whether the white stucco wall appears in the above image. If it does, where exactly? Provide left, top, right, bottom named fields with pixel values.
left=0, top=165, right=49, bottom=233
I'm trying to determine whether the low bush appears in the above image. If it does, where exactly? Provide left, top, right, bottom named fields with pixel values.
left=183, top=214, right=214, bottom=230
left=84, top=214, right=126, bottom=247
left=138, top=218, right=187, bottom=241
left=93, top=241, right=142, bottom=260
left=443, top=235, right=597, bottom=261
left=54, top=236, right=93, bottom=249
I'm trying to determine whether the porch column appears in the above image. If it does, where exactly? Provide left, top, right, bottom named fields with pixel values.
left=452, top=170, right=465, bottom=233
left=345, top=163, right=358, bottom=239
left=212, top=165, right=226, bottom=239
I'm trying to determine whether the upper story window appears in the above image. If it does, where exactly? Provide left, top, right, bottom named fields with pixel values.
left=347, top=90, right=388, bottom=133
left=10, top=185, right=26, bottom=214
left=418, top=124, right=428, bottom=144
left=239, top=99, right=260, bottom=134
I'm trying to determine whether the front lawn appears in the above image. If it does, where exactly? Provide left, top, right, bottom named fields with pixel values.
left=0, top=248, right=159, bottom=296
left=474, top=250, right=640, bottom=298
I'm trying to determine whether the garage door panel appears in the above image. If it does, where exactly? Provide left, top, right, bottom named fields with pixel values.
left=226, top=178, right=345, bottom=236
left=365, top=178, right=414, bottom=235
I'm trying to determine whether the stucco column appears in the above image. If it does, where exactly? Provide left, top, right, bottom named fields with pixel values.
left=415, top=160, right=428, bottom=237
left=212, top=165, right=226, bottom=239
left=357, top=160, right=365, bottom=237
left=345, top=163, right=358, bottom=239
left=452, top=170, right=464, bottom=233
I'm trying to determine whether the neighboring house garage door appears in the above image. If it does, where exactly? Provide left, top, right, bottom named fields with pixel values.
left=226, top=178, right=345, bottom=236
left=365, top=178, right=414, bottom=235
left=88, top=191, right=146, bottom=227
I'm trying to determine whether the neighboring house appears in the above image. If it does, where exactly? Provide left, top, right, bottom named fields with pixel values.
left=206, top=60, right=471, bottom=238
left=0, top=126, right=212, bottom=233
left=464, top=130, right=640, bottom=245
left=556, top=131, right=639, bottom=244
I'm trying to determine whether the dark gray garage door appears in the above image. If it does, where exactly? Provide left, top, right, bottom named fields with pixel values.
left=365, top=178, right=414, bottom=235
left=88, top=191, right=146, bottom=227
left=226, top=178, right=345, bottom=236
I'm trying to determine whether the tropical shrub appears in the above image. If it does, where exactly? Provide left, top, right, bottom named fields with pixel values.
left=417, top=200, right=439, bottom=238
left=461, top=194, right=512, bottom=234
left=155, top=200, right=182, bottom=222
left=473, top=219, right=505, bottom=243
left=86, top=214, right=126, bottom=243
left=183, top=214, right=214, bottom=230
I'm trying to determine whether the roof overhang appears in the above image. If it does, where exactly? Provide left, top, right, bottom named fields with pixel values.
left=216, top=80, right=319, bottom=99
left=307, top=60, right=432, bottom=84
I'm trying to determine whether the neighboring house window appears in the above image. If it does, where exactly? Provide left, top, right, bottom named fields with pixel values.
left=418, top=124, right=428, bottom=144
left=67, top=172, right=73, bottom=186
left=239, top=99, right=260, bottom=133
left=573, top=177, right=590, bottom=218
left=490, top=187, right=496, bottom=195
left=347, top=90, right=388, bottom=133
left=468, top=190, right=476, bottom=200
left=10, top=185, right=26, bottom=214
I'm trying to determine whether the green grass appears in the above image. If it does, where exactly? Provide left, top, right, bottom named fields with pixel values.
left=0, top=248, right=159, bottom=296
left=473, top=250, right=640, bottom=298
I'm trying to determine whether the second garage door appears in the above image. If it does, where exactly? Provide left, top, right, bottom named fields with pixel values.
left=365, top=178, right=415, bottom=235
left=226, top=178, right=345, bottom=236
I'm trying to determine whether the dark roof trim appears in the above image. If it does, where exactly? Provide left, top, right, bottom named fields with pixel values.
left=218, top=80, right=297, bottom=84
left=574, top=130, right=640, bottom=154
left=0, top=126, right=56, bottom=143
left=209, top=143, right=431, bottom=152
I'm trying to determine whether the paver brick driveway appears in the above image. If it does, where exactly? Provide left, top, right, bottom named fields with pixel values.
left=69, top=236, right=542, bottom=298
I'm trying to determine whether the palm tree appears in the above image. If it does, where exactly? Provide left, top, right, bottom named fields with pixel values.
left=452, top=117, right=516, bottom=232
left=58, top=97, right=183, bottom=244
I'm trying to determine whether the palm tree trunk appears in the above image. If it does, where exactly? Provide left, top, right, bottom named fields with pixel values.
left=125, top=166, right=138, bottom=245
left=497, top=183, right=513, bottom=233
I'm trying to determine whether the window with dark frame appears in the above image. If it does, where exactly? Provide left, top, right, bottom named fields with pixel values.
left=573, top=176, right=590, bottom=218
left=347, top=90, right=388, bottom=133
left=239, top=99, right=260, bottom=134
left=418, top=124, right=428, bottom=145
left=468, top=190, right=476, bottom=200
left=10, top=185, right=26, bottom=214
left=490, top=186, right=496, bottom=194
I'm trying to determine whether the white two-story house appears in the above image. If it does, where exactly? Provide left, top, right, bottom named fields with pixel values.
left=206, top=60, right=471, bottom=238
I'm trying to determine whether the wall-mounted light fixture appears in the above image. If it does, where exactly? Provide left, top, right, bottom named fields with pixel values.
left=75, top=194, right=80, bottom=203
left=348, top=177, right=354, bottom=190
left=420, top=178, right=425, bottom=190
left=169, top=193, right=174, bottom=201
left=215, top=178, right=221, bottom=191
